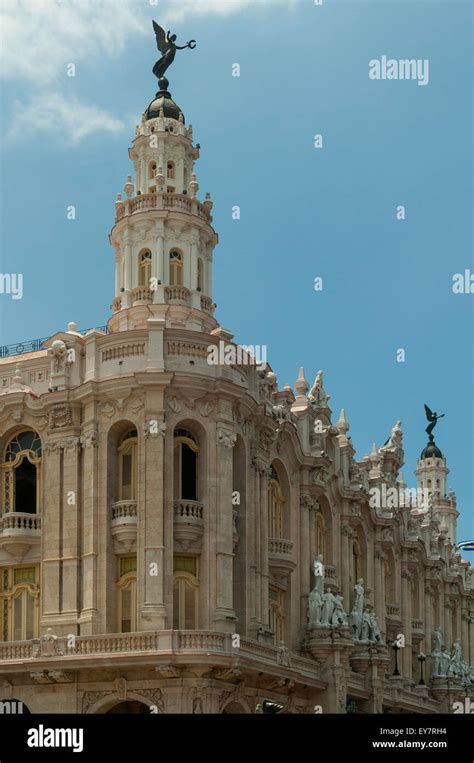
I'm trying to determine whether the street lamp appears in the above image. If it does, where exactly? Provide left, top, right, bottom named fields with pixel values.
left=417, top=653, right=426, bottom=685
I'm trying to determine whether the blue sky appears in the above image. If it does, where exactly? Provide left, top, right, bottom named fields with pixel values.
left=0, top=0, right=472, bottom=544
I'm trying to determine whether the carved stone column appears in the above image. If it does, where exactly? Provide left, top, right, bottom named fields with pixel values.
left=340, top=523, right=352, bottom=611
left=374, top=547, right=386, bottom=636
left=423, top=583, right=433, bottom=658
left=78, top=420, right=99, bottom=634
left=401, top=568, right=412, bottom=679
left=41, top=440, right=62, bottom=628
left=213, top=427, right=236, bottom=629
left=299, top=495, right=312, bottom=631
left=60, top=436, right=81, bottom=630
left=138, top=405, right=167, bottom=631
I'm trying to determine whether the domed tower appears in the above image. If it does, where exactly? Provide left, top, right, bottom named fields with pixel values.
left=415, top=408, right=458, bottom=543
left=109, top=75, right=218, bottom=335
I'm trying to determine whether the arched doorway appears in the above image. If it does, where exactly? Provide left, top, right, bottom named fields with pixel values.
left=106, top=701, right=150, bottom=714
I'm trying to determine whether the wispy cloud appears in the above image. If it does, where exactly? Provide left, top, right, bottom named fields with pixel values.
left=0, top=0, right=291, bottom=143
left=7, top=92, right=124, bottom=145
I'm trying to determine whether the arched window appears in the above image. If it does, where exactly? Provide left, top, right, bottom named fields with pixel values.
left=167, top=161, right=175, bottom=179
left=352, top=540, right=361, bottom=585
left=197, top=258, right=203, bottom=291
left=149, top=162, right=157, bottom=179
left=117, top=556, right=137, bottom=633
left=173, top=556, right=198, bottom=629
left=315, top=512, right=326, bottom=558
left=118, top=430, right=137, bottom=501
left=268, top=586, right=284, bottom=646
left=139, top=250, right=152, bottom=287
left=268, top=474, right=283, bottom=538
left=2, top=431, right=41, bottom=515
left=169, top=250, right=183, bottom=286
left=173, top=429, right=198, bottom=501
left=0, top=566, right=39, bottom=641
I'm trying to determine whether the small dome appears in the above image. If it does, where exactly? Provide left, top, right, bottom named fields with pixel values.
left=145, top=77, right=184, bottom=123
left=420, top=441, right=443, bottom=460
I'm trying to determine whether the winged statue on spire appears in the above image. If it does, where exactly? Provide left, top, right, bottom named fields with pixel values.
left=152, top=21, right=196, bottom=82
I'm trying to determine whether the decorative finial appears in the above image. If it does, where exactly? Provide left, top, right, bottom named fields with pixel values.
left=336, top=408, right=349, bottom=434
left=152, top=21, right=196, bottom=87
left=295, top=367, right=308, bottom=396
left=124, top=175, right=134, bottom=198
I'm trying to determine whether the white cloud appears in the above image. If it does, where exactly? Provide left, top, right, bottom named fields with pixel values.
left=7, top=92, right=124, bottom=145
left=0, top=0, right=291, bottom=142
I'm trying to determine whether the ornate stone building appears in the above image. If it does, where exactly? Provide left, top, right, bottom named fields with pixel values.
left=0, top=72, right=472, bottom=715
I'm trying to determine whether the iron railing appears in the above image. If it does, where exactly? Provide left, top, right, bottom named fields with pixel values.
left=0, top=326, right=108, bottom=359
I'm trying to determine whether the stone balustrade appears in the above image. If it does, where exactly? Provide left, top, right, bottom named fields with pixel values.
left=132, top=286, right=153, bottom=304
left=411, top=618, right=424, bottom=631
left=111, top=501, right=138, bottom=522
left=173, top=500, right=203, bottom=521
left=200, top=295, right=214, bottom=313
left=0, top=512, right=41, bottom=532
left=165, top=286, right=190, bottom=305
left=0, top=631, right=321, bottom=682
left=114, top=193, right=212, bottom=224
left=268, top=538, right=293, bottom=557
left=386, top=603, right=401, bottom=618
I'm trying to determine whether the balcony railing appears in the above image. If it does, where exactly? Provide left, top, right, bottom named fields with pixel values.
left=268, top=537, right=296, bottom=577
left=386, top=603, right=401, bottom=618
left=111, top=501, right=137, bottom=553
left=173, top=500, right=203, bottom=522
left=411, top=619, right=424, bottom=632
left=0, top=512, right=41, bottom=533
left=268, top=538, right=293, bottom=557
left=111, top=501, right=137, bottom=522
left=131, top=286, right=153, bottom=305
left=114, top=193, right=212, bottom=224
left=165, top=286, right=190, bottom=305
left=0, top=631, right=322, bottom=683
left=0, top=326, right=107, bottom=359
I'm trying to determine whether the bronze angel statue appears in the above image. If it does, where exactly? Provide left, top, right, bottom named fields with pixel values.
left=424, top=404, right=445, bottom=440
left=152, top=21, right=196, bottom=81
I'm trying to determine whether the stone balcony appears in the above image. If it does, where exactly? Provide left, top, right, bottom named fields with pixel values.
left=411, top=618, right=425, bottom=635
left=385, top=603, right=402, bottom=622
left=268, top=537, right=296, bottom=578
left=0, top=630, right=323, bottom=689
left=173, top=500, right=204, bottom=553
left=0, top=512, right=41, bottom=557
left=111, top=500, right=137, bottom=553
left=114, top=192, right=212, bottom=224
left=111, top=287, right=215, bottom=315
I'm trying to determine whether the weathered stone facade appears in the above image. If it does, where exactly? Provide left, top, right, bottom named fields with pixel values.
left=0, top=76, right=472, bottom=715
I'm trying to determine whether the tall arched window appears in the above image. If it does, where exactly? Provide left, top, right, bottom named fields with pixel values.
left=197, top=258, right=203, bottom=291
left=268, top=586, right=284, bottom=646
left=268, top=473, right=283, bottom=538
left=173, top=556, right=198, bottom=629
left=118, top=430, right=137, bottom=501
left=167, top=161, right=175, bottom=179
left=173, top=429, right=198, bottom=501
left=352, top=539, right=361, bottom=585
left=139, top=250, right=152, bottom=287
left=315, top=512, right=326, bottom=558
left=149, top=162, right=157, bottom=179
left=1, top=431, right=42, bottom=515
left=169, top=250, right=183, bottom=286
left=0, top=566, right=39, bottom=641
left=117, top=556, right=137, bottom=633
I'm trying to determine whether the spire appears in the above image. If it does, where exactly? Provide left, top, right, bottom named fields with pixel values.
left=336, top=408, right=349, bottom=434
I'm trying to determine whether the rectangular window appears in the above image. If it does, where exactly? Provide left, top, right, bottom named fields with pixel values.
left=120, top=556, right=137, bottom=577
left=173, top=556, right=197, bottom=575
